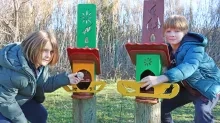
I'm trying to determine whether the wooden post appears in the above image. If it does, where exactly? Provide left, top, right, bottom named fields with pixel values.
left=72, top=4, right=97, bottom=123
left=135, top=102, right=161, bottom=123
left=72, top=97, right=96, bottom=123
left=135, top=0, right=164, bottom=123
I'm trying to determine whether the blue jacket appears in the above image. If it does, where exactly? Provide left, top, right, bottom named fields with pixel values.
left=0, top=43, right=70, bottom=123
left=164, top=32, right=220, bottom=100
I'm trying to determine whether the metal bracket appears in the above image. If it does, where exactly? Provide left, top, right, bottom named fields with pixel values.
left=63, top=81, right=106, bottom=93
left=117, top=80, right=179, bottom=99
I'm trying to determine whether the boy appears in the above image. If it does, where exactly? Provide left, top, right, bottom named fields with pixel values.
left=141, top=15, right=220, bottom=123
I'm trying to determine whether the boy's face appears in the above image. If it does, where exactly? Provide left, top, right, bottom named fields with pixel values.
left=164, top=28, right=185, bottom=47
left=36, top=41, right=54, bottom=68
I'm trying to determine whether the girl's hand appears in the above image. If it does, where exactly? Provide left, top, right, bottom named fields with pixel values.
left=68, top=72, right=84, bottom=84
left=140, top=75, right=169, bottom=90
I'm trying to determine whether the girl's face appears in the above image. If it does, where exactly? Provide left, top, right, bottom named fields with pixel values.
left=36, top=41, right=54, bottom=68
left=164, top=28, right=185, bottom=48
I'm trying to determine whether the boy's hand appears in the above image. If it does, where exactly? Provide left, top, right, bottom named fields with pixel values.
left=140, top=75, right=169, bottom=90
left=68, top=72, right=84, bottom=84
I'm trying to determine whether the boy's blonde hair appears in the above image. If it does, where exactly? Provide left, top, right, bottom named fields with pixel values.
left=21, top=30, right=59, bottom=66
left=163, top=15, right=189, bottom=34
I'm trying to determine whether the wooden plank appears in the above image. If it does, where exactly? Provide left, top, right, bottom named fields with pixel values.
left=142, top=0, right=164, bottom=43
left=77, top=4, right=96, bottom=48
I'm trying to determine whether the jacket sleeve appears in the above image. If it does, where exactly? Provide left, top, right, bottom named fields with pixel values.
left=0, top=86, right=27, bottom=123
left=43, top=72, right=70, bottom=92
left=164, top=45, right=204, bottom=82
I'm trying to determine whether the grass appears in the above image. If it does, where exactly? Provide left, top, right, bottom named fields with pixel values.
left=44, top=83, right=220, bottom=123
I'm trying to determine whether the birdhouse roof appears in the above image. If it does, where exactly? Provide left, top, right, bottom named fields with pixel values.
left=125, top=43, right=170, bottom=67
left=67, top=47, right=101, bottom=74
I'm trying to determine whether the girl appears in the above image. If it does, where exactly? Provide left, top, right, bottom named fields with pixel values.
left=0, top=30, right=82, bottom=123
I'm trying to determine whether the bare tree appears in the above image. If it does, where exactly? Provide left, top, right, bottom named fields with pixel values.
left=0, top=0, right=219, bottom=78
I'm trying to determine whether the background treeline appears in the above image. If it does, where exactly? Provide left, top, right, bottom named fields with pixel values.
left=0, top=0, right=219, bottom=80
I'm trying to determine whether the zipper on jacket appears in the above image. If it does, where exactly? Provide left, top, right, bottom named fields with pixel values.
left=22, top=68, right=37, bottom=100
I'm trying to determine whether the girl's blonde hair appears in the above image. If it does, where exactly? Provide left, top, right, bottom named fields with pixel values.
left=163, top=15, right=189, bottom=34
left=21, top=30, right=59, bottom=66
